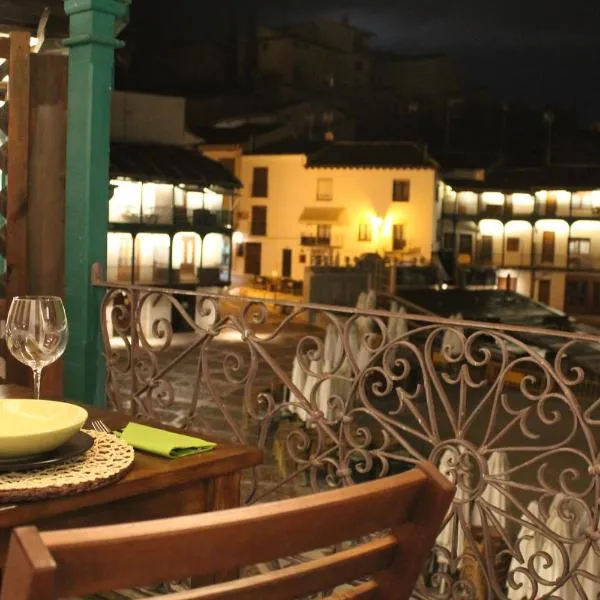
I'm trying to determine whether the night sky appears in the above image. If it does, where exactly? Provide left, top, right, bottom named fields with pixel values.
left=132, top=0, right=600, bottom=121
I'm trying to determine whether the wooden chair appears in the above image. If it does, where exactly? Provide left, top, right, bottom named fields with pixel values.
left=0, top=462, right=454, bottom=600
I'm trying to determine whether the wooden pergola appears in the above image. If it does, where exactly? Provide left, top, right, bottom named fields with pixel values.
left=1, top=0, right=129, bottom=405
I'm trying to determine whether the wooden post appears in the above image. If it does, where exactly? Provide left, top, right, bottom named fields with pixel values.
left=5, top=31, right=31, bottom=387
left=63, top=0, right=129, bottom=404
left=28, top=54, right=68, bottom=398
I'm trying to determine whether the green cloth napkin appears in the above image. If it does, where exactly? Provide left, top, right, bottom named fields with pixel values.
left=120, top=422, right=217, bottom=458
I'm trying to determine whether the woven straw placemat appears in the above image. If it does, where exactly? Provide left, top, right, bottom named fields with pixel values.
left=0, top=430, right=135, bottom=503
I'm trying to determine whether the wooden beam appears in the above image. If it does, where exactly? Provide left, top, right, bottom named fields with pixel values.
left=28, top=53, right=67, bottom=398
left=6, top=30, right=30, bottom=386
left=0, top=38, right=9, bottom=60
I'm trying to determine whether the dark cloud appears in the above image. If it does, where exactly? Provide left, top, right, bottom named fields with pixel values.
left=131, top=0, right=600, bottom=119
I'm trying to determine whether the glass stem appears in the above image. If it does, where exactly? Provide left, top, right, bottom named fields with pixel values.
left=33, top=367, right=42, bottom=399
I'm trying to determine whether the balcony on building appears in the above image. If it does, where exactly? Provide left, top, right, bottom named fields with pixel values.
left=106, top=142, right=240, bottom=288
left=298, top=206, right=346, bottom=248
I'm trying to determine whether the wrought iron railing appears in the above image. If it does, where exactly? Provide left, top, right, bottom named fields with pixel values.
left=96, top=275, right=600, bottom=600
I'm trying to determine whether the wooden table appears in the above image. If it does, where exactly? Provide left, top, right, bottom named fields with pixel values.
left=0, top=385, right=262, bottom=568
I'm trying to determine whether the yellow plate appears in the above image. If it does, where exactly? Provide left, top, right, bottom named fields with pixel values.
left=0, top=399, right=88, bottom=459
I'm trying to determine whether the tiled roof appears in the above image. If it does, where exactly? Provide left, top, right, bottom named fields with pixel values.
left=305, top=142, right=437, bottom=169
left=446, top=165, right=600, bottom=193
left=110, top=142, right=241, bottom=189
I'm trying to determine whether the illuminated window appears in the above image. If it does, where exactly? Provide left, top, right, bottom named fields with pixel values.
left=358, top=223, right=372, bottom=242
left=569, top=239, right=591, bottom=255
left=316, top=224, right=331, bottom=241
left=393, top=224, right=405, bottom=250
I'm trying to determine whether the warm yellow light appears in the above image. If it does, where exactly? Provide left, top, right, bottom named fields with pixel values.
left=479, top=219, right=503, bottom=235
left=504, top=220, right=532, bottom=234
left=481, top=192, right=504, bottom=206
left=511, top=193, right=534, bottom=207
left=203, top=233, right=225, bottom=268
left=172, top=232, right=201, bottom=269
left=370, top=215, right=383, bottom=240
left=458, top=191, right=477, bottom=203
left=232, top=231, right=244, bottom=244
left=535, top=219, right=569, bottom=233
left=572, top=220, right=600, bottom=232
left=203, top=188, right=224, bottom=211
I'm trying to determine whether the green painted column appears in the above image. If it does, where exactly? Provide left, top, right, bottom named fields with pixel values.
left=63, top=0, right=129, bottom=404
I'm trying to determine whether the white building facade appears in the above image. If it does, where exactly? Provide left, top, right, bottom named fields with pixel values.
left=440, top=175, right=600, bottom=316
left=232, top=142, right=439, bottom=284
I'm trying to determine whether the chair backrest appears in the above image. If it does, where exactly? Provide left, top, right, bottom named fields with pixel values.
left=1, top=461, right=454, bottom=600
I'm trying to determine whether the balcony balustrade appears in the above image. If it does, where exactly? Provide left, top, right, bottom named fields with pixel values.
left=442, top=197, right=600, bottom=222
left=110, top=206, right=233, bottom=229
left=96, top=276, right=600, bottom=599
left=465, top=252, right=600, bottom=271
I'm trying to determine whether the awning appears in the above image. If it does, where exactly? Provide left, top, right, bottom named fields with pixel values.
left=298, top=207, right=346, bottom=224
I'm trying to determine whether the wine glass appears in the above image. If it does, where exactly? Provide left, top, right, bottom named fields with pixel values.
left=5, top=296, right=69, bottom=399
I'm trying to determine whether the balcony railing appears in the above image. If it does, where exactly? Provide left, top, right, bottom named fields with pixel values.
left=110, top=206, right=233, bottom=229
left=442, top=199, right=600, bottom=221
left=106, top=263, right=228, bottom=287
left=96, top=273, right=600, bottom=599
left=462, top=252, right=600, bottom=271
left=300, top=234, right=344, bottom=247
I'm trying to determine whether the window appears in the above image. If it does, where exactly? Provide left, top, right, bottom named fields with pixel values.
left=506, top=237, right=520, bottom=252
left=538, top=279, right=551, bottom=305
left=393, top=180, right=410, bottom=202
left=316, top=178, right=333, bottom=201
left=458, top=234, right=473, bottom=255
left=479, top=236, right=493, bottom=262
left=393, top=224, right=405, bottom=250
left=571, top=192, right=592, bottom=209
left=541, top=231, right=555, bottom=263
left=316, top=224, right=331, bottom=241
left=566, top=279, right=588, bottom=308
left=251, top=205, right=267, bottom=236
left=251, top=167, right=268, bottom=197
left=443, top=232, right=456, bottom=250
left=569, top=238, right=591, bottom=255
left=358, top=223, right=372, bottom=242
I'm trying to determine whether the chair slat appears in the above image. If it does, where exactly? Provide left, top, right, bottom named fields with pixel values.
left=150, top=535, right=395, bottom=600
left=1, top=462, right=455, bottom=600
left=1, top=527, right=56, bottom=600
left=44, top=470, right=426, bottom=596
